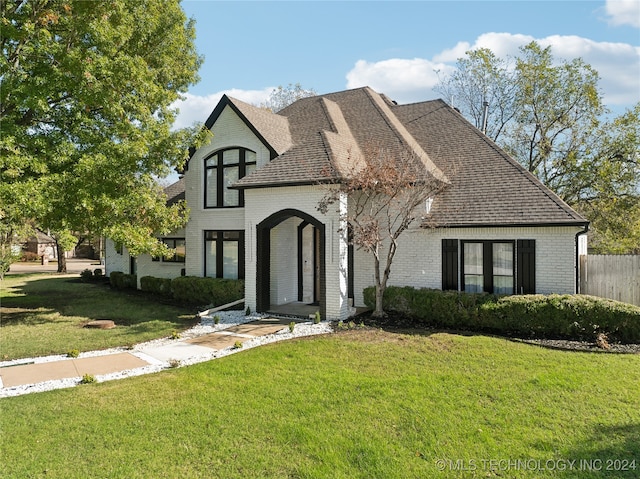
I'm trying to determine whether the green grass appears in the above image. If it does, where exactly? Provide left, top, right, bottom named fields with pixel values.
left=0, top=274, right=196, bottom=359
left=1, top=329, right=638, bottom=478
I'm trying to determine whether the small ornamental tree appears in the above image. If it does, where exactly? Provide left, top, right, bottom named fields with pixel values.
left=317, top=144, right=449, bottom=318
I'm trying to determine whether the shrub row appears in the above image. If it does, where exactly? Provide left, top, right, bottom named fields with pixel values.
left=170, top=276, right=244, bottom=307
left=109, top=271, right=137, bottom=290
left=80, top=268, right=104, bottom=282
left=137, top=275, right=244, bottom=307
left=363, top=286, right=640, bottom=343
left=140, top=276, right=172, bottom=296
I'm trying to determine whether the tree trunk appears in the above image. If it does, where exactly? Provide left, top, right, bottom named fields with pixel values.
left=372, top=284, right=387, bottom=318
left=56, top=242, right=67, bottom=273
left=371, top=253, right=387, bottom=318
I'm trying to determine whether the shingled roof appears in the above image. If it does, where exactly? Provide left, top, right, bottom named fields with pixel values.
left=210, top=87, right=586, bottom=227
left=164, top=177, right=185, bottom=206
left=393, top=99, right=587, bottom=226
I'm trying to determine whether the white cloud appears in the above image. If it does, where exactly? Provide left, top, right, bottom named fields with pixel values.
left=539, top=35, right=640, bottom=106
left=171, top=87, right=273, bottom=130
left=435, top=32, right=536, bottom=62
left=605, top=0, right=640, bottom=28
left=346, top=32, right=640, bottom=107
left=346, top=58, right=454, bottom=104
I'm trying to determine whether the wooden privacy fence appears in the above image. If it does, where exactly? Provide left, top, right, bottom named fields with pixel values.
left=579, top=255, right=640, bottom=306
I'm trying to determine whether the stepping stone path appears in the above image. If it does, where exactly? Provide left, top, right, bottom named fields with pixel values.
left=0, top=319, right=308, bottom=394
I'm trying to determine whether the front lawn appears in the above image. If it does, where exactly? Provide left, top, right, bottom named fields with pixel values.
left=1, top=328, right=638, bottom=478
left=0, top=274, right=196, bottom=360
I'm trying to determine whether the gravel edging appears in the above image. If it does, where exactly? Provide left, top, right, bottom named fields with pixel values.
left=0, top=312, right=333, bottom=398
left=515, top=338, right=640, bottom=354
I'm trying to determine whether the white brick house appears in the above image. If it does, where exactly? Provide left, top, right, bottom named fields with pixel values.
left=106, top=87, right=589, bottom=320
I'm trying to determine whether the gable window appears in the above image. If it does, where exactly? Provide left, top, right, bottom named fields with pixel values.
left=152, top=238, right=186, bottom=263
left=204, top=230, right=244, bottom=279
left=204, top=148, right=257, bottom=208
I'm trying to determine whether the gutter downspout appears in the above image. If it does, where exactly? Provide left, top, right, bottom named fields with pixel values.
left=575, top=223, right=589, bottom=294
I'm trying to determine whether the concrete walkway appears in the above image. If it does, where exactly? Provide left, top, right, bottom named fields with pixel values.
left=0, top=319, right=294, bottom=393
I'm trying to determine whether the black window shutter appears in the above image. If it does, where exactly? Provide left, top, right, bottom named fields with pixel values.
left=442, top=239, right=458, bottom=291
left=517, top=240, right=536, bottom=294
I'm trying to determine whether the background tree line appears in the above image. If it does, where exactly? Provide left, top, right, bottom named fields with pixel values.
left=436, top=42, right=640, bottom=254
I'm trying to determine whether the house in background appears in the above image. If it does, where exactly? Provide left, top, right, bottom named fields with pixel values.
left=105, top=87, right=589, bottom=320
left=24, top=229, right=57, bottom=259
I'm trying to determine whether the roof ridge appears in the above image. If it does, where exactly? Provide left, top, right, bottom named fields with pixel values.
left=363, top=88, right=449, bottom=184
left=226, top=96, right=293, bottom=155
left=319, top=97, right=365, bottom=176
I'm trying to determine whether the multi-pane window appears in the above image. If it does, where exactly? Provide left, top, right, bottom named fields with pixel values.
left=153, top=238, right=186, bottom=263
left=462, top=241, right=514, bottom=294
left=443, top=239, right=534, bottom=294
left=204, top=230, right=244, bottom=279
left=204, top=148, right=257, bottom=208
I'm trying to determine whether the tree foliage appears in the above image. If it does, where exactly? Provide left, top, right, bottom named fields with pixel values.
left=260, top=83, right=316, bottom=112
left=318, top=144, right=449, bottom=317
left=436, top=48, right=517, bottom=141
left=437, top=42, right=639, bottom=253
left=1, top=0, right=205, bottom=270
left=576, top=104, right=640, bottom=253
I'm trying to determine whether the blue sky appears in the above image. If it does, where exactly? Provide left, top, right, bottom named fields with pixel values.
left=173, top=0, right=640, bottom=128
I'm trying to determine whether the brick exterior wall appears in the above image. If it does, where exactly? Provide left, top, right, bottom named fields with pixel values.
left=352, top=225, right=583, bottom=307
left=244, top=186, right=349, bottom=320
left=104, top=238, right=130, bottom=277
left=184, top=105, right=271, bottom=278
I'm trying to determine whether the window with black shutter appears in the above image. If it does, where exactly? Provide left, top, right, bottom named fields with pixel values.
left=442, top=239, right=459, bottom=290
left=461, top=240, right=515, bottom=294
left=516, top=239, right=536, bottom=294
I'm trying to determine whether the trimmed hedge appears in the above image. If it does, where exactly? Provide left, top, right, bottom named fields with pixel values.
left=109, top=271, right=137, bottom=290
left=171, top=276, right=244, bottom=307
left=363, top=286, right=640, bottom=343
left=140, top=276, right=172, bottom=296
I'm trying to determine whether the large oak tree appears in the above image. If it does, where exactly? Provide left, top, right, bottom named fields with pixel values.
left=1, top=0, right=204, bottom=271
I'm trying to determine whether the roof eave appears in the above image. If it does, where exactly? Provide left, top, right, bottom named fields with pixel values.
left=421, top=220, right=590, bottom=229
left=232, top=178, right=339, bottom=190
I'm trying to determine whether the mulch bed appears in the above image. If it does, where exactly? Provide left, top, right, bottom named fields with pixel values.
left=359, top=311, right=640, bottom=354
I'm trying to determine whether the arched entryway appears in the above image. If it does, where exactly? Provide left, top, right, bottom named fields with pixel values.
left=256, top=209, right=326, bottom=319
